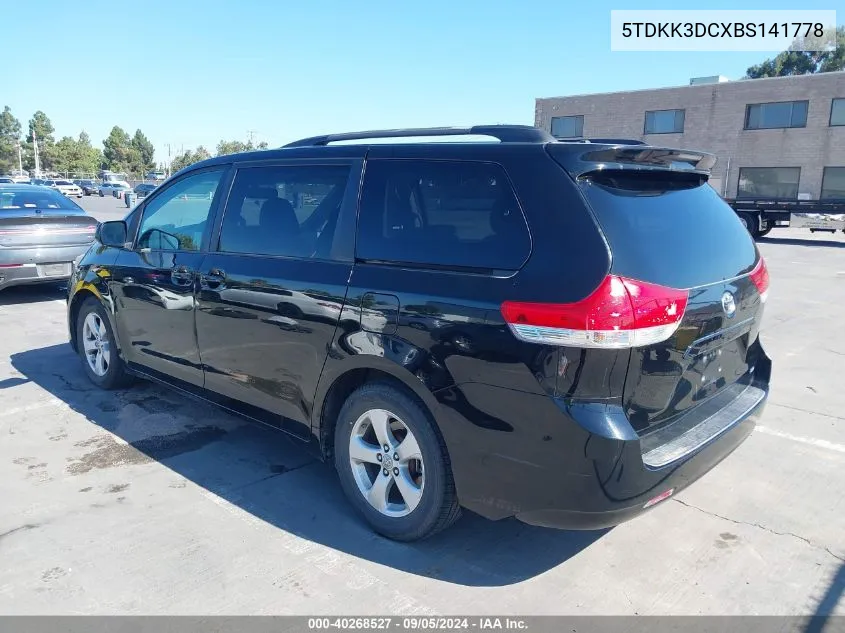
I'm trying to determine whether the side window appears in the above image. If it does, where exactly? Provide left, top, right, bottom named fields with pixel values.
left=136, top=169, right=224, bottom=251
left=218, top=164, right=351, bottom=259
left=357, top=160, right=531, bottom=270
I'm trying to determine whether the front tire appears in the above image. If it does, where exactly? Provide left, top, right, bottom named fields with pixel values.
left=75, top=297, right=133, bottom=390
left=334, top=382, right=460, bottom=541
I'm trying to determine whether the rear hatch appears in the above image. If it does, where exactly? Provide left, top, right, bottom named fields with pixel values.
left=548, top=143, right=768, bottom=437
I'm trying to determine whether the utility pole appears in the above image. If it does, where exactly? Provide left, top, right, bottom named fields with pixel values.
left=15, top=140, right=22, bottom=174
left=32, top=131, right=40, bottom=178
left=247, top=129, right=257, bottom=145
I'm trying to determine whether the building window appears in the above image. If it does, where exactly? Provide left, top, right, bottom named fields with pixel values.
left=745, top=101, right=808, bottom=130
left=550, top=115, right=584, bottom=138
left=821, top=167, right=845, bottom=199
left=831, top=99, right=845, bottom=126
left=644, top=109, right=685, bottom=134
left=737, top=167, right=800, bottom=199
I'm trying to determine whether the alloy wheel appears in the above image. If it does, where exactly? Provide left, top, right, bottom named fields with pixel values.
left=348, top=408, right=425, bottom=518
left=82, top=312, right=111, bottom=377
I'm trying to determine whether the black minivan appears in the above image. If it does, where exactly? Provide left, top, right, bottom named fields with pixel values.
left=68, top=126, right=771, bottom=541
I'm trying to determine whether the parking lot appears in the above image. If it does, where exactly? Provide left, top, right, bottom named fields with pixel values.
left=0, top=193, right=843, bottom=616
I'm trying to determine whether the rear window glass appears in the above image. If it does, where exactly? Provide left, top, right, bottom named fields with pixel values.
left=0, top=189, right=82, bottom=211
left=579, top=171, right=758, bottom=288
left=357, top=159, right=531, bottom=270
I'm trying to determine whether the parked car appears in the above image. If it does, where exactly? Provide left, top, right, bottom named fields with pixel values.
left=68, top=125, right=771, bottom=541
left=0, top=177, right=13, bottom=184
left=146, top=171, right=167, bottom=181
left=134, top=183, right=157, bottom=198
left=78, top=180, right=99, bottom=196
left=99, top=182, right=132, bottom=198
left=49, top=179, right=84, bottom=198
left=0, top=184, right=98, bottom=291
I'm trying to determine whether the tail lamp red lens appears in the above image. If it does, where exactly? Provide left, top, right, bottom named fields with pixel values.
left=749, top=257, right=769, bottom=303
left=501, top=275, right=689, bottom=349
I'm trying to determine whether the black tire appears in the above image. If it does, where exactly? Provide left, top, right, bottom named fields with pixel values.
left=757, top=227, right=772, bottom=237
left=737, top=212, right=758, bottom=237
left=334, top=382, right=460, bottom=541
left=75, top=297, right=133, bottom=390
left=276, top=302, right=304, bottom=319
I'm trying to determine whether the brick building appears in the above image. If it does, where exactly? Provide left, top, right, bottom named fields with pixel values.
left=534, top=72, right=845, bottom=200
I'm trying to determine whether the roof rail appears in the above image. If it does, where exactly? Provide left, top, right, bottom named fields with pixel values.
left=282, top=125, right=555, bottom=148
left=556, top=138, right=647, bottom=145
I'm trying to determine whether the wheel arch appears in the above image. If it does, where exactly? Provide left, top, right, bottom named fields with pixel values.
left=313, top=356, right=446, bottom=462
left=68, top=288, right=99, bottom=352
left=68, top=285, right=122, bottom=358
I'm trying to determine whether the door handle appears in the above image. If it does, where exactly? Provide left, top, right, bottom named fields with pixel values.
left=170, top=265, right=194, bottom=286
left=200, top=268, right=226, bottom=289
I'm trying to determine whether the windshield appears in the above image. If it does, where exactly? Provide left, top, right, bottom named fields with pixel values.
left=0, top=189, right=83, bottom=211
left=56, top=180, right=72, bottom=186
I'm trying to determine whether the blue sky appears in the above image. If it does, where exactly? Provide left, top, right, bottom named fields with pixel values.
left=3, top=0, right=836, bottom=164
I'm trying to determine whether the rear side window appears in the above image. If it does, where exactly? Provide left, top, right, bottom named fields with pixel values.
left=357, top=159, right=530, bottom=270
left=579, top=171, right=757, bottom=289
left=218, top=164, right=351, bottom=259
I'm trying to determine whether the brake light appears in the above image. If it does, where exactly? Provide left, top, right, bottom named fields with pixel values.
left=500, top=275, right=689, bottom=349
left=749, top=257, right=769, bottom=303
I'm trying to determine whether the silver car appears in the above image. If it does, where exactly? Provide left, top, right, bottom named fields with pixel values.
left=0, top=185, right=98, bottom=291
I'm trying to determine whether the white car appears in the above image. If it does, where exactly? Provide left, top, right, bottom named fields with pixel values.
left=47, top=179, right=83, bottom=198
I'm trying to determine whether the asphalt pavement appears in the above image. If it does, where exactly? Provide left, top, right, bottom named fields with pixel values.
left=0, top=200, right=843, bottom=615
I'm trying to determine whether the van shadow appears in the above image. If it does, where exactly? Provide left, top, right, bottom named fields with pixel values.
left=11, top=343, right=607, bottom=588
left=805, top=561, right=845, bottom=633
left=758, top=236, right=845, bottom=249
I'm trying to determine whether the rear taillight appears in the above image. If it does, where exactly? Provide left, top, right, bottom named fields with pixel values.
left=501, top=275, right=689, bottom=349
left=749, top=257, right=769, bottom=303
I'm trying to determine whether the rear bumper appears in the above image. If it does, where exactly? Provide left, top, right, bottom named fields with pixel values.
left=515, top=403, right=760, bottom=529
left=0, top=245, right=92, bottom=290
left=435, top=352, right=770, bottom=530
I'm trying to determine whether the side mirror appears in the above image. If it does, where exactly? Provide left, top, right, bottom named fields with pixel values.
left=96, top=220, right=128, bottom=248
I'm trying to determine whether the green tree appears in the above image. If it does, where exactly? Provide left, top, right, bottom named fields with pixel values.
left=216, top=139, right=250, bottom=156
left=216, top=138, right=269, bottom=156
left=52, top=132, right=103, bottom=176
left=103, top=126, right=141, bottom=174
left=170, top=146, right=211, bottom=173
left=75, top=132, right=104, bottom=174
left=26, top=111, right=56, bottom=171
left=131, top=129, right=155, bottom=172
left=0, top=106, right=22, bottom=174
left=745, top=26, right=845, bottom=78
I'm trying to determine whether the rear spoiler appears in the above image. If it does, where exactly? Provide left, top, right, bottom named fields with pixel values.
left=547, top=144, right=716, bottom=178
